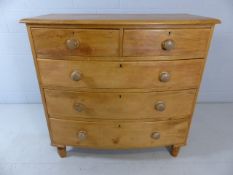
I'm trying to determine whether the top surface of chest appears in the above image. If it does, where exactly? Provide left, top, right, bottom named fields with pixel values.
left=20, top=13, right=220, bottom=25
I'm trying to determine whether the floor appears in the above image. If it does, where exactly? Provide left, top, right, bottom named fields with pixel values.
left=0, top=103, right=233, bottom=175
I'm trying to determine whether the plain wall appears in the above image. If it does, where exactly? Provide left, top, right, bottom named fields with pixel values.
left=0, top=0, right=232, bottom=103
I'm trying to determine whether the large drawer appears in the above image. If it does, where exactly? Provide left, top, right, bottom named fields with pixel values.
left=50, top=118, right=188, bottom=148
left=45, top=89, right=196, bottom=120
left=38, top=59, right=204, bottom=90
left=31, top=28, right=120, bottom=57
left=123, top=29, right=211, bottom=58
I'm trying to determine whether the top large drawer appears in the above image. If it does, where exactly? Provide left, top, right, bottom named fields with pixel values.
left=123, top=29, right=211, bottom=58
left=31, top=28, right=120, bottom=57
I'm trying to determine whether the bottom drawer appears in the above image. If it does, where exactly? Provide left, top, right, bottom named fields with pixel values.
left=50, top=118, right=188, bottom=148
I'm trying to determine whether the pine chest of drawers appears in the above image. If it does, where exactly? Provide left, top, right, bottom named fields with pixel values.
left=21, top=14, right=220, bottom=157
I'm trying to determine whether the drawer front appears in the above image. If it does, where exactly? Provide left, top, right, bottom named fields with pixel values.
left=38, top=59, right=204, bottom=90
left=50, top=118, right=188, bottom=148
left=45, top=89, right=196, bottom=120
left=123, top=29, right=211, bottom=57
left=32, top=28, right=120, bottom=57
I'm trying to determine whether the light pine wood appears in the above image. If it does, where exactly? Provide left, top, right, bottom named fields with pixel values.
left=44, top=89, right=196, bottom=120
left=123, top=29, right=211, bottom=57
left=21, top=14, right=220, bottom=157
left=38, top=59, right=204, bottom=90
left=32, top=28, right=120, bottom=57
left=20, top=14, right=221, bottom=25
left=50, top=118, right=188, bottom=149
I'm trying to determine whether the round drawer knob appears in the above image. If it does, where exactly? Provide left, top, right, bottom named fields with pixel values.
left=74, top=103, right=86, bottom=112
left=162, top=39, right=175, bottom=51
left=71, top=70, right=81, bottom=81
left=159, top=72, right=170, bottom=82
left=66, top=39, right=79, bottom=50
left=77, top=130, right=87, bottom=141
left=151, top=132, right=160, bottom=140
left=155, top=101, right=166, bottom=112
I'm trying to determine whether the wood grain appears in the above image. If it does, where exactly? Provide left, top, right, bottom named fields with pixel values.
left=123, top=28, right=211, bottom=57
left=32, top=28, right=120, bottom=57
left=38, top=59, right=204, bottom=90
left=44, top=89, right=196, bottom=120
left=50, top=118, right=188, bottom=149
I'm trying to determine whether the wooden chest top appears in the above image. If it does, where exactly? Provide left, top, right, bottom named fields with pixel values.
left=21, top=13, right=220, bottom=25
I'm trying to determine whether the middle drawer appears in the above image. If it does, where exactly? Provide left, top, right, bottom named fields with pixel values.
left=44, top=89, right=196, bottom=120
left=38, top=59, right=204, bottom=90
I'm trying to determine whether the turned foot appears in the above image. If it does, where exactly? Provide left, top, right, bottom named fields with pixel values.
left=170, top=145, right=180, bottom=157
left=57, top=146, right=67, bottom=158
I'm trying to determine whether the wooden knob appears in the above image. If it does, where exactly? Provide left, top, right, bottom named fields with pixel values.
left=151, top=132, right=160, bottom=140
left=71, top=70, right=81, bottom=81
left=77, top=130, right=87, bottom=141
left=159, top=72, right=170, bottom=82
left=66, top=39, right=79, bottom=50
left=74, top=103, right=86, bottom=112
left=155, top=101, right=166, bottom=112
left=162, top=39, right=175, bottom=51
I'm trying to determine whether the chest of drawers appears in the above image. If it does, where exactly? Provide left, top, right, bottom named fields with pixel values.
left=21, top=14, right=220, bottom=158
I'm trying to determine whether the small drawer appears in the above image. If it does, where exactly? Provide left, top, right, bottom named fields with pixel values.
left=38, top=59, right=204, bottom=90
left=31, top=28, right=120, bottom=57
left=45, top=89, right=196, bottom=120
left=123, top=28, right=211, bottom=58
left=50, top=118, right=188, bottom=148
